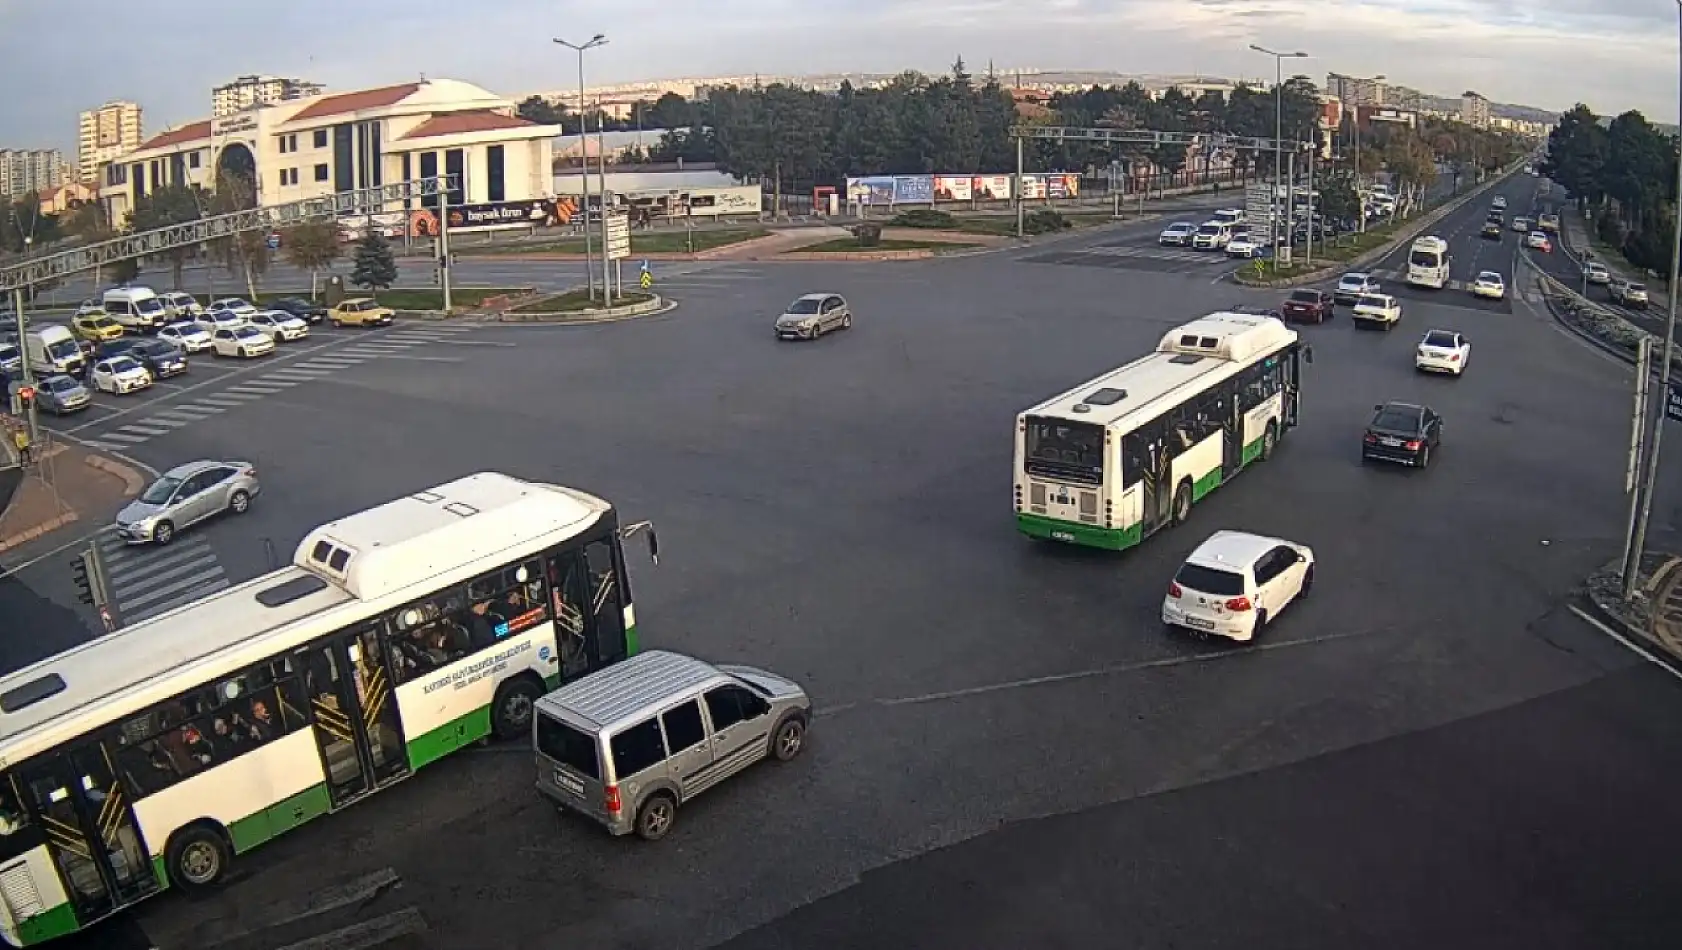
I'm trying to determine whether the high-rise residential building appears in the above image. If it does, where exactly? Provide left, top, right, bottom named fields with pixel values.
left=1325, top=73, right=1387, bottom=108
left=77, top=100, right=144, bottom=183
left=212, top=75, right=326, bottom=117
left=1461, top=91, right=1491, bottom=128
left=0, top=149, right=68, bottom=197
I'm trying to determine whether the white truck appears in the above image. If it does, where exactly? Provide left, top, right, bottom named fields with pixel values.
left=25, top=325, right=87, bottom=378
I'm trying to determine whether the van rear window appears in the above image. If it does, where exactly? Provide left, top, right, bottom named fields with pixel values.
left=609, top=719, right=667, bottom=778
left=536, top=714, right=601, bottom=780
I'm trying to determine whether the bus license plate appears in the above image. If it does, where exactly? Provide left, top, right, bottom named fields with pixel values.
left=553, top=769, right=585, bottom=796
left=1051, top=531, right=1076, bottom=542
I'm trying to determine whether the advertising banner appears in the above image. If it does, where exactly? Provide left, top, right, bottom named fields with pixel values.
left=1019, top=175, right=1047, bottom=200
left=406, top=198, right=578, bottom=237
left=846, top=177, right=895, bottom=206
left=970, top=175, right=1012, bottom=201
left=892, top=176, right=934, bottom=203
left=1044, top=173, right=1080, bottom=199
left=933, top=176, right=972, bottom=201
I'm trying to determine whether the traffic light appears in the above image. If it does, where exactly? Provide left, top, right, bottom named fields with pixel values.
left=71, top=554, right=94, bottom=606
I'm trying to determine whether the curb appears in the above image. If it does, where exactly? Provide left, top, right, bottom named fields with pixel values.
left=1580, top=589, right=1682, bottom=674
left=495, top=295, right=672, bottom=325
left=1232, top=166, right=1523, bottom=289
left=0, top=511, right=80, bottom=554
left=0, top=445, right=146, bottom=552
left=86, top=453, right=145, bottom=495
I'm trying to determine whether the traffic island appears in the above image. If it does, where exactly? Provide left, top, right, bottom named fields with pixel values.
left=0, top=438, right=145, bottom=557
left=460, top=228, right=770, bottom=260
left=498, top=290, right=669, bottom=324
left=780, top=236, right=984, bottom=261
left=1583, top=552, right=1682, bottom=665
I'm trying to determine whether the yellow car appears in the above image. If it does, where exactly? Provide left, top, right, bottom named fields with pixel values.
left=72, top=312, right=126, bottom=342
left=328, top=298, right=395, bottom=327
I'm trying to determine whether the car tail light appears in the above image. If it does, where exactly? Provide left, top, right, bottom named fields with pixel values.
left=1404, top=439, right=1422, bottom=450
left=1225, top=596, right=1253, bottom=611
left=604, top=784, right=622, bottom=815
left=241, top=467, right=256, bottom=477
left=1364, top=433, right=1378, bottom=444
left=1448, top=353, right=1460, bottom=361
left=1168, top=581, right=1183, bottom=598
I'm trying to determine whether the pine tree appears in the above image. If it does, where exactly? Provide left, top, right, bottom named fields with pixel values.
left=349, top=232, right=398, bottom=294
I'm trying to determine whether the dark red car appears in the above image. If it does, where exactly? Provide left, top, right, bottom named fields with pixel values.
left=1280, top=289, right=1335, bottom=324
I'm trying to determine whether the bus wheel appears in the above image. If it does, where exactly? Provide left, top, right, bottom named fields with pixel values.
left=166, top=825, right=231, bottom=891
left=491, top=677, right=543, bottom=741
left=1171, top=482, right=1193, bottom=526
left=1261, top=423, right=1278, bottom=461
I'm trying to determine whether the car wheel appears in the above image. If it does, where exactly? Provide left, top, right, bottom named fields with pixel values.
left=1171, top=481, right=1193, bottom=526
left=840, top=313, right=852, bottom=330
left=634, top=793, right=677, bottom=842
left=153, top=520, right=176, bottom=545
left=808, top=325, right=821, bottom=340
left=1300, top=564, right=1315, bottom=597
left=228, top=490, right=250, bottom=515
left=1249, top=609, right=1268, bottom=642
left=1418, top=446, right=1432, bottom=469
left=332, top=318, right=343, bottom=327
left=770, top=714, right=807, bottom=762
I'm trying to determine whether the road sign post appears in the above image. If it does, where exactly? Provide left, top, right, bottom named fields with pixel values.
left=604, top=213, right=631, bottom=305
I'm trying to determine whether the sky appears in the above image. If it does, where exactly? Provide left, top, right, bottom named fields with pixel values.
left=1, top=0, right=1676, bottom=152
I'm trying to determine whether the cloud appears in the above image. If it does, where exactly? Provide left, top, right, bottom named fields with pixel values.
left=0, top=0, right=1673, bottom=153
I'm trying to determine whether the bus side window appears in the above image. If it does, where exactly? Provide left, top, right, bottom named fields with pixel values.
left=1120, top=431, right=1145, bottom=486
left=0, top=774, right=28, bottom=835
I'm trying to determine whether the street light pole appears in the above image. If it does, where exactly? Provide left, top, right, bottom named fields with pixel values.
left=1250, top=45, right=1308, bottom=268
left=1354, top=74, right=1383, bottom=234
left=554, top=34, right=608, bottom=302
left=1622, top=0, right=1682, bottom=598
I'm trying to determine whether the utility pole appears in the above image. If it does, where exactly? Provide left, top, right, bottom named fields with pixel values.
left=1014, top=135, right=1025, bottom=239
left=1305, top=144, right=1316, bottom=267
left=438, top=183, right=453, bottom=315
left=11, top=287, right=36, bottom=445
left=1621, top=337, right=1656, bottom=598
left=554, top=34, right=608, bottom=301
left=1249, top=45, right=1308, bottom=269
left=596, top=106, right=613, bottom=306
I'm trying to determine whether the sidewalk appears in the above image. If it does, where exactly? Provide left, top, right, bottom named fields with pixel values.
left=0, top=433, right=146, bottom=557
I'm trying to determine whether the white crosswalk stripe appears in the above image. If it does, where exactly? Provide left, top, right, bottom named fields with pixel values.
left=262, top=369, right=331, bottom=380
left=96, top=532, right=231, bottom=624
left=225, top=383, right=293, bottom=394
left=137, top=415, right=192, bottom=428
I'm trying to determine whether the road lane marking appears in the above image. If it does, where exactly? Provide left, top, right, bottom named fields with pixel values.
left=1567, top=605, right=1682, bottom=682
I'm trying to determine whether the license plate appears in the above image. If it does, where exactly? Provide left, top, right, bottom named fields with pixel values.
left=1381, top=437, right=1403, bottom=447
left=1050, top=531, right=1076, bottom=542
left=553, top=769, right=585, bottom=796
left=1185, top=617, right=1216, bottom=630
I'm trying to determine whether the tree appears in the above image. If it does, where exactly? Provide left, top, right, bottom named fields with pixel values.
left=280, top=220, right=344, bottom=298
left=645, top=92, right=693, bottom=130
left=1318, top=172, right=1361, bottom=224
left=516, top=95, right=567, bottom=125
left=350, top=232, right=398, bottom=294
left=128, top=183, right=206, bottom=289
left=109, top=257, right=141, bottom=284
left=206, top=173, right=269, bottom=299
left=1542, top=102, right=1679, bottom=275
left=0, top=195, right=60, bottom=254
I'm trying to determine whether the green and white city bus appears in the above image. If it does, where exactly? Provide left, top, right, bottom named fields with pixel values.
left=0, top=471, right=656, bottom=946
left=1014, top=311, right=1307, bottom=550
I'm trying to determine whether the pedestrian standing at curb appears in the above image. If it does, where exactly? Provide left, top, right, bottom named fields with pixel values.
left=12, top=427, right=30, bottom=465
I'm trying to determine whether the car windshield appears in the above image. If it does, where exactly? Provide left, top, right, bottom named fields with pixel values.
left=1287, top=291, right=1319, bottom=303
left=1339, top=274, right=1367, bottom=286
left=786, top=298, right=822, bottom=315
left=1630, top=283, right=1648, bottom=292
left=1196, top=225, right=1220, bottom=235
left=1372, top=408, right=1422, bottom=432
left=1170, top=223, right=1193, bottom=232
left=1423, top=332, right=1458, bottom=348
left=47, top=340, right=78, bottom=359
left=135, top=298, right=164, bottom=313
left=108, top=357, right=141, bottom=373
left=1175, top=563, right=1246, bottom=596
left=44, top=377, right=77, bottom=393
left=235, top=326, right=263, bottom=338
left=1356, top=294, right=1388, bottom=308
left=139, top=476, right=183, bottom=505
left=137, top=341, right=172, bottom=357
left=1478, top=273, right=1501, bottom=284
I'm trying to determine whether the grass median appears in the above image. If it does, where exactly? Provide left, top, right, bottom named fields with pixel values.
left=187, top=288, right=531, bottom=310
left=477, top=228, right=768, bottom=256
left=508, top=290, right=656, bottom=314
left=799, top=237, right=983, bottom=253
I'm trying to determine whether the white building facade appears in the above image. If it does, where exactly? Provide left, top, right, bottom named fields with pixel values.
left=102, top=79, right=563, bottom=234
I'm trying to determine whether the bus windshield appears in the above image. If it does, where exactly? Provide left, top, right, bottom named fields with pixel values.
left=1024, top=417, right=1104, bottom=483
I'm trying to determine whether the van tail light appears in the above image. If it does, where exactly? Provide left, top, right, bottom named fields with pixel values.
left=604, top=784, right=622, bottom=815
left=1225, top=596, right=1253, bottom=612
left=1168, top=581, right=1183, bottom=598
left=1404, top=440, right=1422, bottom=450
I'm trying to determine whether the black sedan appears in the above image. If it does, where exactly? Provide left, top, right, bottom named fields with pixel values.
left=1361, top=401, right=1442, bottom=468
left=270, top=297, right=328, bottom=324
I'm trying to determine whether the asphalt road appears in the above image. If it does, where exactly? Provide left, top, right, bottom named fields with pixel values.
left=6, top=170, right=1682, bottom=949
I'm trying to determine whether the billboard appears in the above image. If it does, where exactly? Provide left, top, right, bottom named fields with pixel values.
left=893, top=175, right=933, bottom=203
left=406, top=197, right=579, bottom=237
left=934, top=176, right=972, bottom=201
left=1045, top=173, right=1079, bottom=199
left=846, top=176, right=895, bottom=206
left=971, top=175, right=1012, bottom=200
left=1019, top=175, right=1046, bottom=200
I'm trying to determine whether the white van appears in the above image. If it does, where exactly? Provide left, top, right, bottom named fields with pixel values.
left=102, top=287, right=168, bottom=331
left=26, top=325, right=87, bottom=377
left=1191, top=221, right=1234, bottom=250
left=1211, top=209, right=1245, bottom=227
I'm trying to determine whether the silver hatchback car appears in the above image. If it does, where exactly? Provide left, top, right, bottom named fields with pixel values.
left=115, top=459, right=260, bottom=545
left=775, top=293, right=852, bottom=340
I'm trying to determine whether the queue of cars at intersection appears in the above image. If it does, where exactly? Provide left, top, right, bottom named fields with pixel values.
left=1, top=285, right=396, bottom=417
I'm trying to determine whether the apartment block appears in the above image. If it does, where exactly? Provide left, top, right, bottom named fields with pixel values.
left=0, top=149, right=69, bottom=197
left=1460, top=91, right=1491, bottom=129
left=77, top=100, right=144, bottom=183
left=213, top=75, right=326, bottom=118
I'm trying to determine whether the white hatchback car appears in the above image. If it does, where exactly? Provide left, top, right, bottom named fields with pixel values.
left=1225, top=235, right=1262, bottom=258
left=1415, top=329, right=1471, bottom=375
left=195, top=311, right=246, bottom=334
left=207, top=297, right=258, bottom=316
left=211, top=324, right=275, bottom=359
left=247, top=310, right=310, bottom=342
left=1162, top=531, right=1315, bottom=642
left=157, top=320, right=213, bottom=353
left=89, top=355, right=153, bottom=395
left=1470, top=271, right=1506, bottom=299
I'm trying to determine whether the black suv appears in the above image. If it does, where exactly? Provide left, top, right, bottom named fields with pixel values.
left=1361, top=401, right=1442, bottom=469
left=97, top=338, right=189, bottom=378
left=271, top=297, right=328, bottom=324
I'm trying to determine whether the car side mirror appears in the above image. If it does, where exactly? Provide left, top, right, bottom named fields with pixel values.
left=1374, top=404, right=1384, bottom=411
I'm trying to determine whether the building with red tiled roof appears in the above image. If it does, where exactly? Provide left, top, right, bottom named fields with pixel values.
left=101, top=78, right=562, bottom=234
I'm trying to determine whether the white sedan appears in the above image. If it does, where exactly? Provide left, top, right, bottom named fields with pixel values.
left=211, top=324, right=275, bottom=359
left=1159, top=222, right=1197, bottom=246
left=1471, top=271, right=1506, bottom=300
left=1351, top=293, right=1403, bottom=329
left=1162, top=530, right=1315, bottom=642
left=1415, top=328, right=1471, bottom=375
left=157, top=321, right=213, bottom=353
left=90, top=355, right=153, bottom=395
left=1224, top=235, right=1262, bottom=258
left=195, top=311, right=246, bottom=334
left=207, top=297, right=258, bottom=316
left=247, top=310, right=311, bottom=342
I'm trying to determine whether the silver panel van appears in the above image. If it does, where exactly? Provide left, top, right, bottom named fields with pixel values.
left=533, top=650, right=811, bottom=840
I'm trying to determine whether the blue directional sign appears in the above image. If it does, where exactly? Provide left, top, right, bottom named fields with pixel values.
left=1667, top=384, right=1682, bottom=424
left=265, top=233, right=280, bottom=251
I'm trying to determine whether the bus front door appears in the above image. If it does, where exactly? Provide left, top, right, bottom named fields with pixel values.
left=301, top=625, right=411, bottom=809
left=15, top=751, right=157, bottom=928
